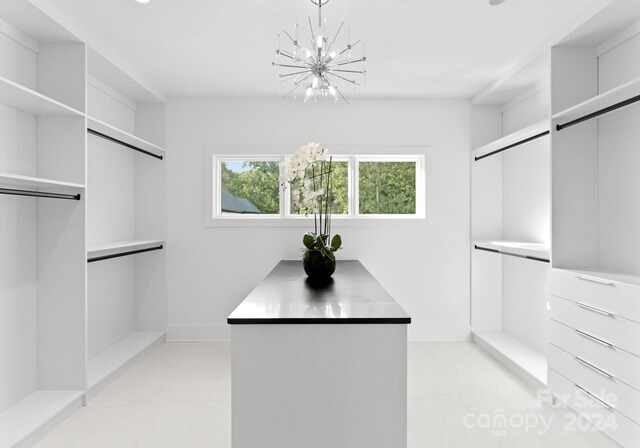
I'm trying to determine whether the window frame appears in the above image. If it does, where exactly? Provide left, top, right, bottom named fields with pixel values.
left=205, top=148, right=426, bottom=227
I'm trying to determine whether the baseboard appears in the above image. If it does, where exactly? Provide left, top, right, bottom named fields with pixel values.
left=167, top=323, right=471, bottom=342
left=167, top=324, right=231, bottom=341
left=408, top=323, right=472, bottom=341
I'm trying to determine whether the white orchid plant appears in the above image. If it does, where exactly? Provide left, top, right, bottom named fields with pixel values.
left=282, top=143, right=342, bottom=258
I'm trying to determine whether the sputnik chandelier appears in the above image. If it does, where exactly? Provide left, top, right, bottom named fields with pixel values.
left=272, top=0, right=367, bottom=103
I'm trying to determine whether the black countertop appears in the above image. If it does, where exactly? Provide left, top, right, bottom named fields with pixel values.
left=227, top=260, right=411, bottom=325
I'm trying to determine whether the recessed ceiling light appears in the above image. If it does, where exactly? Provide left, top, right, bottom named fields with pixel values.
left=135, top=0, right=150, bottom=4
left=489, top=0, right=506, bottom=5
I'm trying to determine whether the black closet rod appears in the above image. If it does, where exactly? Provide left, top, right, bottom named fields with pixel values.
left=474, top=245, right=549, bottom=263
left=88, top=245, right=164, bottom=263
left=474, top=130, right=549, bottom=161
left=0, top=187, right=81, bottom=201
left=87, top=128, right=164, bottom=160
left=556, top=94, right=640, bottom=131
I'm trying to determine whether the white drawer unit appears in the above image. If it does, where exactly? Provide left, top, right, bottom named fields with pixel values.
left=549, top=295, right=640, bottom=357
left=550, top=320, right=640, bottom=391
left=549, top=269, right=640, bottom=323
left=548, top=268, right=640, bottom=447
left=548, top=369, right=640, bottom=448
left=549, top=345, right=640, bottom=423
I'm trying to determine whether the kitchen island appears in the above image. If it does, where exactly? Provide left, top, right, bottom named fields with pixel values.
left=228, top=260, right=411, bottom=448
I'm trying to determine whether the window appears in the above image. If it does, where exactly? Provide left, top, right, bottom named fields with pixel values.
left=209, top=153, right=424, bottom=223
left=357, top=159, right=417, bottom=215
left=288, top=159, right=351, bottom=216
left=218, top=158, right=281, bottom=216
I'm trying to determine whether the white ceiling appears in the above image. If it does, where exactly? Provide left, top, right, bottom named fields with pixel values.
left=49, top=0, right=599, bottom=99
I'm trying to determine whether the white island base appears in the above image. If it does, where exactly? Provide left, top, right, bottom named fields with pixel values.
left=231, top=324, right=407, bottom=448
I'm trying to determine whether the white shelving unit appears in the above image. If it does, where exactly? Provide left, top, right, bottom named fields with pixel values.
left=471, top=52, right=551, bottom=389
left=0, top=1, right=88, bottom=447
left=0, top=1, right=167, bottom=446
left=85, top=46, right=167, bottom=399
left=548, top=4, right=640, bottom=447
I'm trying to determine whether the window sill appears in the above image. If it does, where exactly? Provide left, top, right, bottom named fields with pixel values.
left=205, top=216, right=428, bottom=228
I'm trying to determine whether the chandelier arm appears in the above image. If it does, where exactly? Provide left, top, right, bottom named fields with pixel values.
left=282, top=29, right=296, bottom=44
left=326, top=72, right=360, bottom=86
left=337, top=40, right=361, bottom=57
left=283, top=81, right=303, bottom=99
left=331, top=69, right=366, bottom=74
left=280, top=49, right=313, bottom=65
left=280, top=69, right=314, bottom=78
left=333, top=58, right=365, bottom=67
left=331, top=83, right=350, bottom=104
left=277, top=64, right=310, bottom=69
left=308, top=17, right=316, bottom=49
left=328, top=21, right=344, bottom=52
left=294, top=73, right=314, bottom=86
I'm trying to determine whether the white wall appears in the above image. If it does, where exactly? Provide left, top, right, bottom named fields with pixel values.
left=165, top=98, right=471, bottom=341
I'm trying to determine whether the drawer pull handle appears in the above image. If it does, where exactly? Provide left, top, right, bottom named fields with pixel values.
left=576, top=275, right=615, bottom=286
left=575, top=384, right=614, bottom=409
left=574, top=356, right=614, bottom=379
left=574, top=329, right=614, bottom=348
left=576, top=302, right=615, bottom=317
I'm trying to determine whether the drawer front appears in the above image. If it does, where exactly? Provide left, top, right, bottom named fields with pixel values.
left=550, top=320, right=640, bottom=391
left=549, top=295, right=640, bottom=356
left=548, top=369, right=640, bottom=448
left=549, top=344, right=640, bottom=424
left=549, top=269, right=640, bottom=323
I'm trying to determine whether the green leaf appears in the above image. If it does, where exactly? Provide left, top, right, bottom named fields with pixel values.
left=330, top=234, right=342, bottom=252
left=303, top=232, right=317, bottom=250
left=320, top=234, right=330, bottom=245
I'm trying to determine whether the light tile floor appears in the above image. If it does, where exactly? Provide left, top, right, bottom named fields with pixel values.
left=34, top=342, right=616, bottom=448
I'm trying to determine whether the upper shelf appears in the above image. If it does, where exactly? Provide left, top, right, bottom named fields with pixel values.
left=87, top=116, right=166, bottom=160
left=553, top=75, right=640, bottom=128
left=0, top=76, right=84, bottom=117
left=473, top=120, right=549, bottom=161
left=0, top=173, right=84, bottom=192
left=474, top=240, right=550, bottom=261
left=0, top=172, right=85, bottom=198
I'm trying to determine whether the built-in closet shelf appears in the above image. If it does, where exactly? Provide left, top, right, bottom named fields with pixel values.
left=473, top=120, right=549, bottom=160
left=87, top=116, right=166, bottom=160
left=87, top=239, right=165, bottom=262
left=0, top=390, right=84, bottom=448
left=87, top=332, right=165, bottom=394
left=0, top=75, right=84, bottom=117
left=554, top=268, right=640, bottom=288
left=553, top=76, right=640, bottom=127
left=474, top=240, right=550, bottom=260
left=473, top=331, right=547, bottom=388
left=0, top=173, right=84, bottom=193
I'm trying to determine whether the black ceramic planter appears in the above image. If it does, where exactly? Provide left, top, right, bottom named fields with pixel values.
left=303, top=250, right=336, bottom=280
